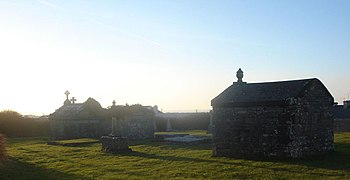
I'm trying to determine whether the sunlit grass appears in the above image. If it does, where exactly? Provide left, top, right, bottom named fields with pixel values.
left=1, top=133, right=350, bottom=179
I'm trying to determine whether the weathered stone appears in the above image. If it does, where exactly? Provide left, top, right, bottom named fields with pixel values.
left=101, top=135, right=132, bottom=153
left=49, top=97, right=155, bottom=140
left=211, top=69, right=334, bottom=159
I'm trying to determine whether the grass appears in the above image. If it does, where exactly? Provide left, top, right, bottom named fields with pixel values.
left=0, top=132, right=350, bottom=179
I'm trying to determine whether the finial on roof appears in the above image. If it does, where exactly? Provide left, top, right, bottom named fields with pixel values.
left=65, top=90, right=70, bottom=100
left=236, top=68, right=243, bottom=83
left=64, top=90, right=71, bottom=106
left=112, top=100, right=116, bottom=106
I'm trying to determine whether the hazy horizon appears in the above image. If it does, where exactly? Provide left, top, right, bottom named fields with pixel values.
left=1, top=0, right=350, bottom=115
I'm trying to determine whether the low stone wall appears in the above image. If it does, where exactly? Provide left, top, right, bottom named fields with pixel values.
left=335, top=119, right=350, bottom=132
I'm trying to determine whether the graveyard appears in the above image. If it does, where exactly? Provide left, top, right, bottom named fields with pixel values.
left=1, top=131, right=350, bottom=179
left=2, top=1, right=350, bottom=179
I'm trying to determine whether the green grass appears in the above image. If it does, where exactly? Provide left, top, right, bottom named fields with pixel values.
left=1, top=133, right=350, bottom=179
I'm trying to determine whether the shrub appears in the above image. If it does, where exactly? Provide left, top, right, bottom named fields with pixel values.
left=0, top=134, right=6, bottom=162
left=0, top=110, right=50, bottom=137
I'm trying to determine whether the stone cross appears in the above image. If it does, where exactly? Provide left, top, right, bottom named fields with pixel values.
left=70, top=97, right=76, bottom=104
left=111, top=117, right=116, bottom=135
left=166, top=118, right=172, bottom=131
left=65, top=90, right=70, bottom=100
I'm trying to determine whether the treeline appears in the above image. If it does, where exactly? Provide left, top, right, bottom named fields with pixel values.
left=155, top=113, right=210, bottom=131
left=0, top=110, right=50, bottom=137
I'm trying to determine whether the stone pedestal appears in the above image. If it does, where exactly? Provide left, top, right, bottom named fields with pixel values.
left=101, top=135, right=132, bottom=153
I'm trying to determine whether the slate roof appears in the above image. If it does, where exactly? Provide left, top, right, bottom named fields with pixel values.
left=51, top=103, right=84, bottom=118
left=50, top=98, right=103, bottom=120
left=211, top=78, right=332, bottom=107
left=51, top=98, right=154, bottom=120
left=334, top=105, right=350, bottom=119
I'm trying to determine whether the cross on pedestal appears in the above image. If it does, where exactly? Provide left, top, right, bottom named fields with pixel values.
left=111, top=117, right=116, bottom=135
left=65, top=90, right=70, bottom=100
left=70, top=97, right=76, bottom=104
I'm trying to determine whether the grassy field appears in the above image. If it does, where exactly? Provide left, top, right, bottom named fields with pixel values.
left=1, top=132, right=350, bottom=179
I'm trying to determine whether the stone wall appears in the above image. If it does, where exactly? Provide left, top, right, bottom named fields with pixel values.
left=50, top=119, right=101, bottom=140
left=121, top=114, right=155, bottom=139
left=212, top=106, right=290, bottom=158
left=335, top=119, right=350, bottom=132
left=51, top=115, right=155, bottom=140
left=292, top=81, right=334, bottom=157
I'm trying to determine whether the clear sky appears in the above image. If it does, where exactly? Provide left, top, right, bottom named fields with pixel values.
left=0, top=0, right=350, bottom=115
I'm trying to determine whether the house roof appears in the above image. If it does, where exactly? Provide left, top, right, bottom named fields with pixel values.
left=334, top=105, right=350, bottom=119
left=211, top=78, right=332, bottom=107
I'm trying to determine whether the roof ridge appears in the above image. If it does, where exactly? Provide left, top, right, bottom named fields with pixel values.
left=246, top=78, right=317, bottom=85
left=211, top=78, right=333, bottom=107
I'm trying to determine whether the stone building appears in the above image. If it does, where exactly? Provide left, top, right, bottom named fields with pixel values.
left=49, top=97, right=104, bottom=140
left=49, top=91, right=155, bottom=140
left=109, top=102, right=155, bottom=139
left=211, top=69, right=334, bottom=159
left=334, top=100, right=350, bottom=132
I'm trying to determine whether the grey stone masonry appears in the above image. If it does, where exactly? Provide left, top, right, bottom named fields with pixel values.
left=334, top=103, right=350, bottom=132
left=211, top=69, right=334, bottom=159
left=49, top=97, right=155, bottom=140
left=101, top=135, right=132, bottom=153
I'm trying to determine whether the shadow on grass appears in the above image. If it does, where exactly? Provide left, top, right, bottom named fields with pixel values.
left=116, top=150, right=347, bottom=178
left=126, top=151, right=214, bottom=163
left=0, top=157, right=88, bottom=180
left=124, top=140, right=350, bottom=175
left=47, top=141, right=100, bottom=147
left=129, top=139, right=212, bottom=151
left=284, top=142, right=350, bottom=171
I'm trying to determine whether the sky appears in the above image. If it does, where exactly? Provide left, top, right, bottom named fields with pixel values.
left=0, top=0, right=350, bottom=115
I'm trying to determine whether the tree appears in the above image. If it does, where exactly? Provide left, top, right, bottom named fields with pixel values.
left=0, top=110, right=50, bottom=137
